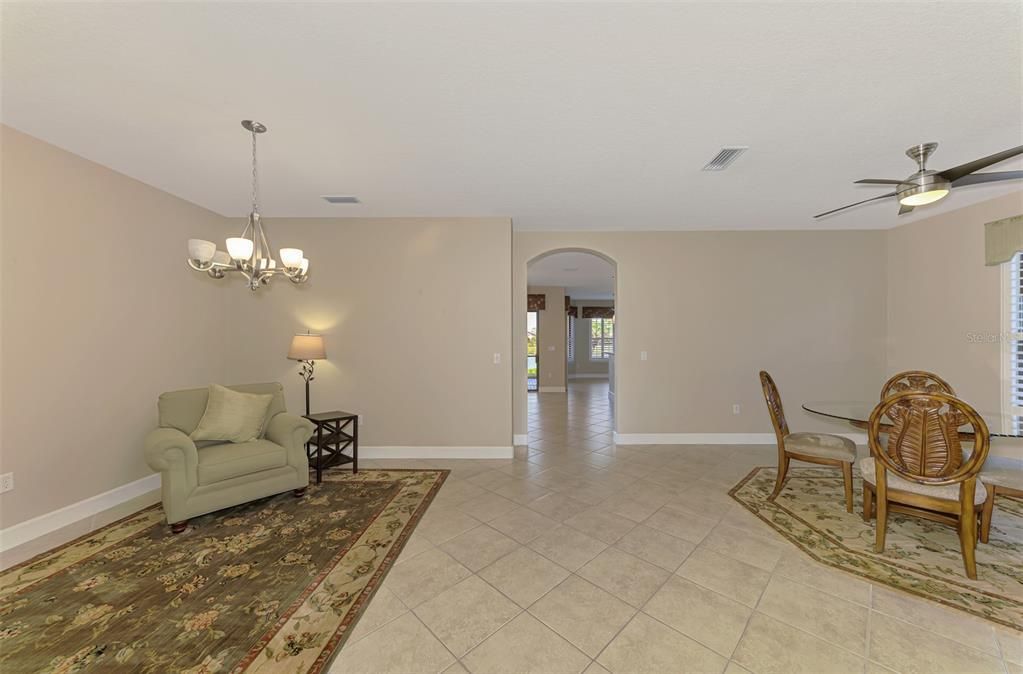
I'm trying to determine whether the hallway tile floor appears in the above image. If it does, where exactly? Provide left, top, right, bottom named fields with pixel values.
left=331, top=380, right=1021, bottom=674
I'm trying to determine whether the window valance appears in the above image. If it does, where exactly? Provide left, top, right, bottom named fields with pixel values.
left=581, top=306, right=614, bottom=319
left=985, top=214, right=1023, bottom=266
left=527, top=293, right=546, bottom=311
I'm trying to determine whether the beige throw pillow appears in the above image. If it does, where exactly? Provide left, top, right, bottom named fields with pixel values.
left=190, top=384, right=274, bottom=444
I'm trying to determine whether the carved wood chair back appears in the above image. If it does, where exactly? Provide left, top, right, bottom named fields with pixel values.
left=868, top=391, right=989, bottom=485
left=759, top=371, right=788, bottom=443
left=880, top=370, right=956, bottom=400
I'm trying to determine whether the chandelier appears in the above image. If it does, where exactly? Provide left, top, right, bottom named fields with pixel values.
left=187, top=120, right=309, bottom=291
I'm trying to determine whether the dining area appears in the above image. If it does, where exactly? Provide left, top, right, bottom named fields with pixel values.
left=731, top=370, right=1023, bottom=633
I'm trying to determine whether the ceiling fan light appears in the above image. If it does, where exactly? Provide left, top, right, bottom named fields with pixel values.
left=899, top=188, right=949, bottom=206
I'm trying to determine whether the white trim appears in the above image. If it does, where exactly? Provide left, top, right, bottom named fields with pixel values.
left=0, top=473, right=160, bottom=553
left=568, top=374, right=609, bottom=380
left=513, top=434, right=529, bottom=446
left=612, top=432, right=867, bottom=446
left=538, top=386, right=567, bottom=393
left=361, top=446, right=513, bottom=459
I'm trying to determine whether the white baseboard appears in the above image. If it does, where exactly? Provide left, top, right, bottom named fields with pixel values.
left=568, top=374, right=608, bottom=380
left=361, top=446, right=514, bottom=459
left=513, top=434, right=528, bottom=446
left=612, top=432, right=867, bottom=446
left=0, top=473, right=160, bottom=553
left=538, top=386, right=567, bottom=393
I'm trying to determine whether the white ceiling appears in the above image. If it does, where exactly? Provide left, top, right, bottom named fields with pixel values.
left=2, top=2, right=1021, bottom=231
left=528, top=252, right=615, bottom=300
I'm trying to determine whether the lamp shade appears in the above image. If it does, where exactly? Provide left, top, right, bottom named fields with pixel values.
left=288, top=333, right=326, bottom=361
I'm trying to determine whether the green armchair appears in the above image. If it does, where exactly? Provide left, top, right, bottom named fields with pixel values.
left=144, top=382, right=314, bottom=532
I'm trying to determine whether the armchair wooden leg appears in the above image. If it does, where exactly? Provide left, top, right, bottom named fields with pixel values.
left=770, top=453, right=790, bottom=501
left=959, top=487, right=978, bottom=579
left=293, top=488, right=307, bottom=497
left=874, top=479, right=888, bottom=553
left=171, top=521, right=188, bottom=534
left=841, top=462, right=854, bottom=513
left=980, top=484, right=995, bottom=544
left=862, top=482, right=874, bottom=522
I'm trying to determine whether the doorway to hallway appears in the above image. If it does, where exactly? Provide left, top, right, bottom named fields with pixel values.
left=527, top=379, right=614, bottom=452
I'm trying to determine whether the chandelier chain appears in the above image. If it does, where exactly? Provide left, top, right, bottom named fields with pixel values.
left=250, top=128, right=259, bottom=215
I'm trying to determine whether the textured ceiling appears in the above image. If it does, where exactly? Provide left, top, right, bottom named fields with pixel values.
left=2, top=2, right=1021, bottom=230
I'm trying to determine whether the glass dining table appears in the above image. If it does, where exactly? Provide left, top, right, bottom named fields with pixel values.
left=802, top=401, right=1023, bottom=438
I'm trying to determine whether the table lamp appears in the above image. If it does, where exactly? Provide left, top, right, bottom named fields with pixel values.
left=287, top=332, right=327, bottom=415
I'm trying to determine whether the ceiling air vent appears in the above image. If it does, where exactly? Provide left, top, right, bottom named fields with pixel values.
left=321, top=195, right=360, bottom=204
left=701, top=146, right=749, bottom=171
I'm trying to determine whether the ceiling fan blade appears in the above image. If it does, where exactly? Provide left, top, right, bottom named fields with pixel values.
left=854, top=178, right=906, bottom=185
left=951, top=170, right=1023, bottom=187
left=814, top=192, right=897, bottom=219
left=899, top=204, right=915, bottom=215
left=939, top=145, right=1023, bottom=182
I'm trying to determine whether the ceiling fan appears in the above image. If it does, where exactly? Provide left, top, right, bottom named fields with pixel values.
left=814, top=143, right=1023, bottom=218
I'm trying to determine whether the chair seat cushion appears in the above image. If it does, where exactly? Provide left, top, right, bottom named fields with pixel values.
left=197, top=439, right=287, bottom=486
left=859, top=457, right=986, bottom=505
left=784, top=432, right=856, bottom=462
left=980, top=468, right=1023, bottom=493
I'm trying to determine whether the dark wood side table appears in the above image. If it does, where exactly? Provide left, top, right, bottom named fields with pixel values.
left=304, top=411, right=359, bottom=483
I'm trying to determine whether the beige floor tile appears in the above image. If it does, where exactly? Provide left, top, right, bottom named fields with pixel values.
left=564, top=508, right=636, bottom=544
left=432, top=480, right=489, bottom=507
left=439, top=524, right=521, bottom=572
left=1006, top=661, right=1023, bottom=674
left=417, top=507, right=483, bottom=545
left=773, top=549, right=872, bottom=606
left=331, top=612, right=455, bottom=674
left=700, top=524, right=787, bottom=572
left=478, top=546, right=570, bottom=608
left=871, top=586, right=1000, bottom=656
left=527, top=491, right=594, bottom=522
left=643, top=576, right=752, bottom=657
left=488, top=507, right=560, bottom=544
left=614, top=524, right=696, bottom=572
left=756, top=575, right=868, bottom=654
left=597, top=612, right=728, bottom=674
left=642, top=505, right=719, bottom=544
left=415, top=575, right=521, bottom=657
left=529, top=575, right=636, bottom=657
left=443, top=662, right=471, bottom=674
left=997, top=627, right=1023, bottom=665
left=462, top=612, right=591, bottom=674
left=577, top=547, right=669, bottom=607
left=676, top=547, right=770, bottom=607
left=868, top=612, right=1004, bottom=674
left=582, top=662, right=612, bottom=674
left=528, top=525, right=608, bottom=571
left=732, top=613, right=865, bottom=674
left=467, top=469, right=518, bottom=490
left=384, top=547, right=473, bottom=608
left=494, top=479, right=554, bottom=505
left=723, top=662, right=752, bottom=674
left=345, top=586, right=408, bottom=645
left=456, top=492, right=522, bottom=522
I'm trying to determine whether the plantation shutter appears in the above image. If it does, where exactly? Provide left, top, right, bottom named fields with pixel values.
left=1009, top=253, right=1023, bottom=432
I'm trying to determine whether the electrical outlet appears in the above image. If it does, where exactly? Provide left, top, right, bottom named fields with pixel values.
left=0, top=473, right=13, bottom=494
left=640, top=351, right=648, bottom=361
left=358, top=415, right=364, bottom=428
left=732, top=404, right=741, bottom=415
left=493, top=353, right=501, bottom=364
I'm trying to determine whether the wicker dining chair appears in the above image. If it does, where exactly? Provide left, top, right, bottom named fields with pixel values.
left=862, top=391, right=990, bottom=579
left=759, top=371, right=857, bottom=512
left=879, top=370, right=955, bottom=400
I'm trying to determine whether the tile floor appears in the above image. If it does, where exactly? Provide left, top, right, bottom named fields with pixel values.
left=331, top=380, right=1022, bottom=674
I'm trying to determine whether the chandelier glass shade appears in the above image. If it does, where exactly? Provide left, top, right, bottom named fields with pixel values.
left=187, top=120, right=309, bottom=291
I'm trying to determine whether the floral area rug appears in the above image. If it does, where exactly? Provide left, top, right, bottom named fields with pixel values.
left=0, top=469, right=447, bottom=673
left=730, top=467, right=1023, bottom=631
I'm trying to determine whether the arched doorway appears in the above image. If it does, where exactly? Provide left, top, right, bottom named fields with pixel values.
left=522, top=248, right=618, bottom=454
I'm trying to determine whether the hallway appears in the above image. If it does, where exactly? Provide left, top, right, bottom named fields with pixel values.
left=527, top=380, right=614, bottom=454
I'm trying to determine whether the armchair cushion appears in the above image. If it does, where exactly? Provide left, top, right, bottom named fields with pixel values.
left=190, top=384, right=274, bottom=443
left=159, top=383, right=286, bottom=436
left=197, top=439, right=287, bottom=486
left=859, top=457, right=987, bottom=505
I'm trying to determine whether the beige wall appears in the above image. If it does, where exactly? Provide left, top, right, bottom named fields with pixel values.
left=514, top=232, right=889, bottom=437
left=526, top=286, right=567, bottom=390
left=0, top=125, right=230, bottom=528
left=220, top=218, right=513, bottom=449
left=886, top=191, right=1023, bottom=456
